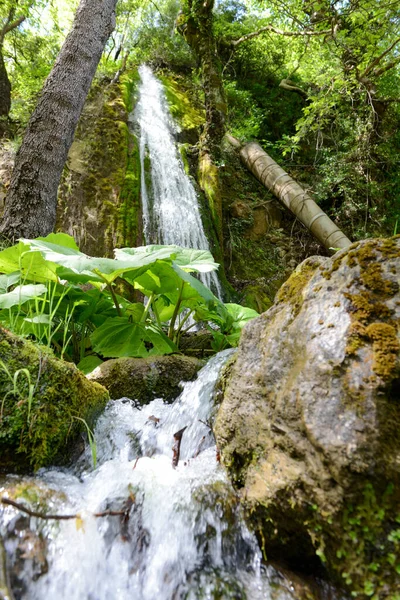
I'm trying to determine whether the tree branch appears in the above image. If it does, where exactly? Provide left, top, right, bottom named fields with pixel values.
left=1, top=16, right=26, bottom=41
left=279, top=78, right=308, bottom=99
left=1, top=497, right=132, bottom=520
left=231, top=24, right=331, bottom=47
left=360, top=36, right=400, bottom=79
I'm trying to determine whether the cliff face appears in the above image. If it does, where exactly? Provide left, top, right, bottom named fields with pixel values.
left=215, top=237, right=400, bottom=598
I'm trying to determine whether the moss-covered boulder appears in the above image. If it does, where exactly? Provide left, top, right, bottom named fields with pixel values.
left=0, top=328, right=109, bottom=473
left=87, top=355, right=204, bottom=402
left=215, top=237, right=400, bottom=598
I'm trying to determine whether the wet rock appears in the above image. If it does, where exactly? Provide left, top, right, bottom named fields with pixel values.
left=0, top=327, right=109, bottom=473
left=87, top=354, right=204, bottom=403
left=215, top=237, right=400, bottom=598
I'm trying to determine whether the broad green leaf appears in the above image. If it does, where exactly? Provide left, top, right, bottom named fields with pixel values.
left=153, top=296, right=176, bottom=322
left=225, top=304, right=259, bottom=330
left=172, top=262, right=219, bottom=307
left=91, top=317, right=177, bottom=358
left=0, top=272, right=20, bottom=294
left=115, top=244, right=179, bottom=263
left=132, top=261, right=181, bottom=295
left=145, top=324, right=178, bottom=355
left=172, top=248, right=219, bottom=273
left=0, top=284, right=47, bottom=309
left=36, top=232, right=80, bottom=250
left=91, top=317, right=148, bottom=357
left=77, top=355, right=104, bottom=374
left=125, top=302, right=145, bottom=321
left=0, top=242, right=30, bottom=274
left=20, top=251, right=59, bottom=283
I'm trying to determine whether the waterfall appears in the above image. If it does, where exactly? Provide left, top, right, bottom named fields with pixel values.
left=0, top=352, right=301, bottom=600
left=134, top=65, right=223, bottom=299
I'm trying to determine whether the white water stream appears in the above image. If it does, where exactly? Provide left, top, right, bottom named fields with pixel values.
left=1, top=352, right=300, bottom=600
left=134, top=65, right=222, bottom=298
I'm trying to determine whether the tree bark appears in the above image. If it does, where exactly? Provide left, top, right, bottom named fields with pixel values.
left=240, top=142, right=352, bottom=251
left=0, top=52, right=11, bottom=120
left=0, top=0, right=117, bottom=241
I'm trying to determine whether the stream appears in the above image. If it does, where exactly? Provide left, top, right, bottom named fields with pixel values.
left=0, top=351, right=308, bottom=600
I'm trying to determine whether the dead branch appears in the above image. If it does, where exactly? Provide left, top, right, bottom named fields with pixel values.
left=193, top=436, right=206, bottom=458
left=1, top=497, right=131, bottom=520
left=172, top=426, right=187, bottom=468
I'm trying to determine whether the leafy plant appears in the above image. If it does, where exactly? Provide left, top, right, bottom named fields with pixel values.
left=0, top=233, right=258, bottom=365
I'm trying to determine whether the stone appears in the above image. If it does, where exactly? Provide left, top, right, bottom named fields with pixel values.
left=0, top=327, right=109, bottom=473
left=87, top=354, right=204, bottom=402
left=215, top=237, right=400, bottom=597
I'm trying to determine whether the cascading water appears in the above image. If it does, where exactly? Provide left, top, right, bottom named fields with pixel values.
left=134, top=65, right=222, bottom=298
left=0, top=352, right=304, bottom=600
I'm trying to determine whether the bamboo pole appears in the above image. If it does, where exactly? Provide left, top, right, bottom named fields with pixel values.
left=240, top=142, right=352, bottom=251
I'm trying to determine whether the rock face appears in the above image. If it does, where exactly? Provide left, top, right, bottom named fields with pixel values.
left=87, top=355, right=204, bottom=402
left=215, top=237, right=400, bottom=598
left=0, top=327, right=109, bottom=473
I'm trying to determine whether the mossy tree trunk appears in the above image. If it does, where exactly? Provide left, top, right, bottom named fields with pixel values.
left=0, top=0, right=117, bottom=242
left=177, top=0, right=226, bottom=248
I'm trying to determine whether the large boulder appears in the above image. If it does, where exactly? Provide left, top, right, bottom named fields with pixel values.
left=87, top=355, right=204, bottom=402
left=0, top=327, right=109, bottom=473
left=215, top=237, right=400, bottom=598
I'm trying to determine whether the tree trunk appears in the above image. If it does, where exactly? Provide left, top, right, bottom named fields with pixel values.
left=240, top=142, right=352, bottom=251
left=0, top=51, right=11, bottom=120
left=0, top=0, right=117, bottom=242
left=177, top=0, right=226, bottom=249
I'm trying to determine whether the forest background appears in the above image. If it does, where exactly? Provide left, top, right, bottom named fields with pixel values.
left=0, top=0, right=400, bottom=300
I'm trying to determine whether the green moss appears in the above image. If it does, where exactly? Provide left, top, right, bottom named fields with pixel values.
left=276, top=259, right=321, bottom=317
left=365, top=322, right=400, bottom=380
left=160, top=74, right=205, bottom=131
left=0, top=328, right=108, bottom=472
left=316, top=483, right=400, bottom=599
left=340, top=238, right=400, bottom=386
left=241, top=284, right=272, bottom=313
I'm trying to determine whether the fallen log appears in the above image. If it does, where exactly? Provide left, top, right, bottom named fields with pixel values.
left=239, top=142, right=352, bottom=251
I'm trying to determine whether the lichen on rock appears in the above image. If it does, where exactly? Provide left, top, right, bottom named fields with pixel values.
left=0, top=327, right=109, bottom=473
left=215, top=236, right=400, bottom=598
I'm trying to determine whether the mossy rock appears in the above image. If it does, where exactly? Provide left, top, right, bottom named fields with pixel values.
left=0, top=327, right=109, bottom=473
left=87, top=355, right=204, bottom=403
left=57, top=70, right=141, bottom=257
left=215, top=237, right=400, bottom=598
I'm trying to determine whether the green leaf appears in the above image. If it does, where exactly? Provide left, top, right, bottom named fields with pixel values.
left=224, top=303, right=259, bottom=331
left=0, top=284, right=47, bottom=309
left=36, top=232, right=79, bottom=250
left=125, top=302, right=145, bottom=321
left=91, top=317, right=178, bottom=358
left=0, top=272, right=20, bottom=294
left=77, top=355, right=104, bottom=375
left=172, top=248, right=219, bottom=273
left=0, top=242, right=30, bottom=274
left=172, top=262, right=219, bottom=307
left=91, top=317, right=148, bottom=357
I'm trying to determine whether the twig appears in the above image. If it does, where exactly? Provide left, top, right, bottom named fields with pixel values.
left=172, top=426, right=187, bottom=468
left=1, top=498, right=130, bottom=520
left=193, top=435, right=206, bottom=458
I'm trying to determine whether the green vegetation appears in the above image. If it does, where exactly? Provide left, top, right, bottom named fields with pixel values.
left=0, top=232, right=257, bottom=366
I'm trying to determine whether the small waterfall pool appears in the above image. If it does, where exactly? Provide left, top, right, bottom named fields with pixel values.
left=1, top=352, right=303, bottom=600
left=134, top=65, right=222, bottom=298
